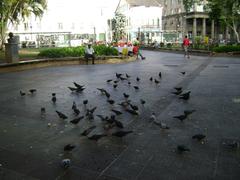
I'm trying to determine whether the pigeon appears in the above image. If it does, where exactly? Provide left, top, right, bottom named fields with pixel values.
left=184, top=109, right=196, bottom=116
left=179, top=91, right=191, bottom=100
left=159, top=72, right=162, bottom=78
left=41, top=107, right=46, bottom=113
left=140, top=99, right=146, bottom=105
left=154, top=79, right=160, bottom=84
left=81, top=125, right=97, bottom=136
left=149, top=77, right=153, bottom=81
left=136, top=77, right=140, bottom=81
left=128, top=81, right=131, bottom=85
left=20, top=91, right=26, bottom=96
left=192, top=134, right=206, bottom=141
left=114, top=119, right=124, bottom=128
left=120, top=77, right=127, bottom=81
left=106, top=79, right=113, bottom=83
left=130, top=104, right=139, bottom=111
left=52, top=93, right=56, bottom=96
left=70, top=116, right=84, bottom=124
left=83, top=99, right=88, bottom=105
left=177, top=145, right=190, bottom=153
left=73, top=82, right=84, bottom=89
left=52, top=96, right=57, bottom=103
left=29, top=89, right=37, bottom=94
left=76, top=87, right=85, bottom=93
left=174, top=87, right=182, bottom=91
left=112, top=130, right=133, bottom=137
left=56, top=111, right=68, bottom=119
left=111, top=109, right=122, bottom=116
left=68, top=87, right=78, bottom=92
left=72, top=101, right=77, bottom=110
left=180, top=72, right=186, bottom=75
left=73, top=108, right=80, bottom=115
left=172, top=90, right=183, bottom=95
left=123, top=93, right=129, bottom=98
left=105, top=91, right=111, bottom=98
left=150, top=112, right=157, bottom=121
left=133, top=86, right=139, bottom=90
left=113, top=84, right=118, bottom=89
left=173, top=114, right=187, bottom=121
left=64, top=144, right=76, bottom=151
left=125, top=108, right=138, bottom=115
left=126, top=73, right=130, bottom=78
left=88, top=134, right=107, bottom=141
left=114, top=80, right=119, bottom=84
left=116, top=73, right=122, bottom=79
left=97, top=88, right=107, bottom=94
left=96, top=115, right=109, bottom=122
left=107, top=99, right=115, bottom=105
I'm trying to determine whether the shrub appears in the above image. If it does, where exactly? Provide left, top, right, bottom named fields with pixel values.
left=166, top=43, right=172, bottom=48
left=38, top=45, right=118, bottom=58
left=213, top=45, right=240, bottom=53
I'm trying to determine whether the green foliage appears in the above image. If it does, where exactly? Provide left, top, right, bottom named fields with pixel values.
left=38, top=45, right=118, bottom=58
left=112, top=12, right=127, bottom=41
left=213, top=45, right=240, bottom=52
left=93, top=45, right=118, bottom=56
left=0, top=0, right=47, bottom=49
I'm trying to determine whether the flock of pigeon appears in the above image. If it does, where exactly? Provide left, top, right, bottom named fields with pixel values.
left=19, top=70, right=238, bottom=168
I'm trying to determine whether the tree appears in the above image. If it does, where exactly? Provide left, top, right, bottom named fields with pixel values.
left=0, top=0, right=47, bottom=49
left=206, top=0, right=240, bottom=43
left=112, top=12, right=126, bottom=42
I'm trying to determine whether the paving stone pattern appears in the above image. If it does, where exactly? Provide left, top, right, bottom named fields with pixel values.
left=0, top=51, right=240, bottom=180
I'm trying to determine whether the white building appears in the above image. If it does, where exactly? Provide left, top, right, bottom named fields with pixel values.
left=8, top=0, right=119, bottom=48
left=114, top=0, right=163, bottom=44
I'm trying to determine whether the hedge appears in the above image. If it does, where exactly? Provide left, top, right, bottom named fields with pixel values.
left=38, top=45, right=118, bottom=58
left=213, top=45, right=240, bottom=53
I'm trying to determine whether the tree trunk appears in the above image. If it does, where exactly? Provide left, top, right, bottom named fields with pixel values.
left=0, top=23, right=7, bottom=50
left=232, top=22, right=240, bottom=43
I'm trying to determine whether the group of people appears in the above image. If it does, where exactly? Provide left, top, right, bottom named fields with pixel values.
left=84, top=36, right=191, bottom=65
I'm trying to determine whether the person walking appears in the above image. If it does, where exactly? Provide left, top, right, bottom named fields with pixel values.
left=183, top=35, right=190, bottom=58
left=134, top=38, right=145, bottom=60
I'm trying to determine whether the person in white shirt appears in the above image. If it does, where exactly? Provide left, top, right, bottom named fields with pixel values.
left=84, top=44, right=95, bottom=64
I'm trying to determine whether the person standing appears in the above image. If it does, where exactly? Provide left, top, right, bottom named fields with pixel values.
left=183, top=35, right=190, bottom=58
left=84, top=44, right=95, bottom=64
left=134, top=38, right=145, bottom=60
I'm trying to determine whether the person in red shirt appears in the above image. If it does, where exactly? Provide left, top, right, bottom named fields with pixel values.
left=183, top=35, right=190, bottom=58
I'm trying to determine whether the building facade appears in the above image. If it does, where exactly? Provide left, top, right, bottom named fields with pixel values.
left=161, top=0, right=231, bottom=43
left=114, top=0, right=163, bottom=44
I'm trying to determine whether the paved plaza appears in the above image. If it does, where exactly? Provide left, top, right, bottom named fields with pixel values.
left=0, top=51, right=240, bottom=180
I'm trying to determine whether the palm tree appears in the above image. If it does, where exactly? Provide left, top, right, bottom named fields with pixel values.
left=0, top=0, right=47, bottom=49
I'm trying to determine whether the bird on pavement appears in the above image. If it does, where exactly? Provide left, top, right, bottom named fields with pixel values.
left=159, top=72, right=162, bottom=78
left=70, top=116, right=84, bottom=124
left=88, top=134, right=107, bottom=141
left=106, top=79, right=113, bottom=83
left=136, top=77, right=140, bottom=81
left=20, top=91, right=26, bottom=96
left=123, top=93, right=129, bottom=99
left=116, top=73, right=122, bottom=79
left=29, top=89, right=37, bottom=94
left=73, top=82, right=84, bottom=89
left=180, top=72, right=186, bottom=75
left=184, top=109, right=196, bottom=116
left=173, top=114, right=188, bottom=121
left=130, top=103, right=139, bottom=111
left=107, top=99, right=115, bottom=105
left=72, top=101, right=77, bottom=110
left=179, top=91, right=191, bottom=100
left=114, top=119, right=124, bottom=128
left=125, top=108, right=139, bottom=115
left=174, top=87, right=182, bottom=91
left=149, top=77, right=153, bottom=81
left=154, top=79, right=160, bottom=84
left=111, top=109, right=123, bottom=116
left=52, top=95, right=57, bottom=103
left=126, top=73, right=130, bottom=78
left=140, top=99, right=146, bottom=105
left=133, top=86, right=139, bottom=90
left=73, top=108, right=80, bottom=116
left=81, top=125, right=97, bottom=136
left=56, top=110, right=68, bottom=119
left=64, top=144, right=76, bottom=151
left=112, top=130, right=133, bottom=137
left=192, top=134, right=206, bottom=141
left=113, top=84, right=118, bottom=89
left=83, top=99, right=88, bottom=105
left=177, top=145, right=190, bottom=153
